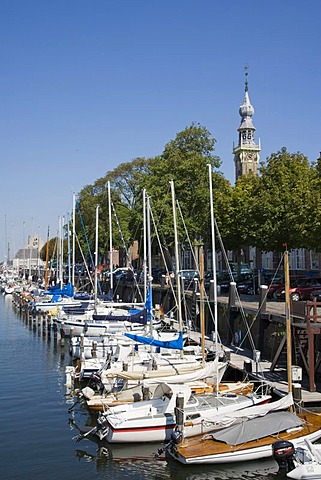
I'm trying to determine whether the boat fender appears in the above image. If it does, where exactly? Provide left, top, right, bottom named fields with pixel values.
left=272, top=440, right=296, bottom=472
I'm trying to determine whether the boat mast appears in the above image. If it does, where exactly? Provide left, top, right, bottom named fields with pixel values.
left=199, top=243, right=206, bottom=364
left=29, top=217, right=33, bottom=280
left=170, top=181, right=183, bottom=334
left=284, top=244, right=293, bottom=405
left=72, top=193, right=76, bottom=287
left=94, top=205, right=100, bottom=311
left=147, top=194, right=153, bottom=332
left=44, top=226, right=50, bottom=290
left=67, top=214, right=71, bottom=284
left=61, top=217, right=65, bottom=285
left=208, top=164, right=219, bottom=360
left=143, top=189, right=147, bottom=302
left=23, top=221, right=26, bottom=281
left=108, top=182, right=113, bottom=294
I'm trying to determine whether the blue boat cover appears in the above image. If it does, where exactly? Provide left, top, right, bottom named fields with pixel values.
left=92, top=309, right=147, bottom=324
left=124, top=331, right=183, bottom=350
left=46, top=282, right=74, bottom=298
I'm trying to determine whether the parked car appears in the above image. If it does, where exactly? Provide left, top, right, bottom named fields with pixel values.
left=257, top=273, right=284, bottom=299
left=217, top=272, right=253, bottom=293
left=216, top=272, right=233, bottom=293
left=275, top=277, right=321, bottom=301
left=266, top=281, right=285, bottom=299
left=310, top=290, right=321, bottom=301
left=236, top=275, right=259, bottom=295
left=235, top=273, right=282, bottom=296
left=204, top=270, right=216, bottom=291
left=151, top=267, right=166, bottom=284
left=179, top=269, right=199, bottom=288
left=228, top=262, right=252, bottom=275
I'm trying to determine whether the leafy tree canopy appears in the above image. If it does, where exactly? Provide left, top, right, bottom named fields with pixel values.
left=136, top=123, right=228, bottom=248
left=251, top=148, right=319, bottom=251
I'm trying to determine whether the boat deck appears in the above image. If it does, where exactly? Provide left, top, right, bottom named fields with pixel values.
left=188, top=324, right=321, bottom=408
left=172, top=412, right=321, bottom=463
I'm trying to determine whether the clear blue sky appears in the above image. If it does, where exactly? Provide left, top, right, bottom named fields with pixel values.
left=1, top=0, right=320, bottom=262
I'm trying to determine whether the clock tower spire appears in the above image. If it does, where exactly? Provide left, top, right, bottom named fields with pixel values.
left=233, top=66, right=261, bottom=180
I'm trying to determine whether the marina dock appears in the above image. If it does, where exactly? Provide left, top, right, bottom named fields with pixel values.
left=12, top=289, right=321, bottom=408
left=203, top=294, right=321, bottom=408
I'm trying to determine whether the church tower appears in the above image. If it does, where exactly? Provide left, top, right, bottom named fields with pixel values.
left=233, top=68, right=261, bottom=180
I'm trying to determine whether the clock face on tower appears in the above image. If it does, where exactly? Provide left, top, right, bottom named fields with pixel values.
left=247, top=152, right=256, bottom=161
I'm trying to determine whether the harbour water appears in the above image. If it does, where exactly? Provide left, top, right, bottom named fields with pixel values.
left=0, top=294, right=286, bottom=480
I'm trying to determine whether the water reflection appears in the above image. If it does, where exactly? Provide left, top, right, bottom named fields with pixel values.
left=72, top=440, right=281, bottom=480
left=69, top=420, right=281, bottom=480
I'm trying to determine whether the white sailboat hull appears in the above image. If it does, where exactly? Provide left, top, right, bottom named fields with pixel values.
left=174, top=430, right=321, bottom=465
left=97, top=389, right=272, bottom=444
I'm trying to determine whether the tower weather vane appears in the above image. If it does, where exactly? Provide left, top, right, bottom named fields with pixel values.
left=244, top=64, right=249, bottom=91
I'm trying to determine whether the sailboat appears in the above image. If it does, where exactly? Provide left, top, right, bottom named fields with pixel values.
left=79, top=181, right=274, bottom=444
left=32, top=219, right=81, bottom=313
left=168, top=245, right=321, bottom=465
left=55, top=202, right=146, bottom=337
left=92, top=380, right=273, bottom=443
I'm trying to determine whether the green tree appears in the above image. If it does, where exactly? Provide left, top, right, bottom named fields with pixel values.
left=219, top=174, right=260, bottom=267
left=75, top=158, right=151, bottom=266
left=137, top=123, right=226, bottom=250
left=251, top=148, right=319, bottom=252
left=40, top=237, right=68, bottom=263
left=70, top=124, right=250, bottom=270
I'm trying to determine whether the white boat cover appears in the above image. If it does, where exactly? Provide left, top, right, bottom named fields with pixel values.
left=107, top=364, right=203, bottom=381
left=211, top=411, right=303, bottom=446
left=219, top=392, right=293, bottom=420
left=142, top=359, right=227, bottom=386
left=205, top=393, right=294, bottom=428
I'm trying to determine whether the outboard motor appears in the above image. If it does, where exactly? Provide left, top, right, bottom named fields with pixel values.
left=272, top=440, right=296, bottom=473
left=87, top=372, right=103, bottom=393
left=96, top=412, right=110, bottom=441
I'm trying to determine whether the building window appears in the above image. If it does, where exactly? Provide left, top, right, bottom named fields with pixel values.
left=309, top=251, right=319, bottom=271
left=249, top=247, right=256, bottom=269
left=289, top=249, right=305, bottom=271
left=262, top=251, right=273, bottom=270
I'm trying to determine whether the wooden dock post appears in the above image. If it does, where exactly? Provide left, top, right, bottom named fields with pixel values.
left=174, top=391, right=185, bottom=443
left=91, top=341, right=97, bottom=358
left=228, top=282, right=238, bottom=344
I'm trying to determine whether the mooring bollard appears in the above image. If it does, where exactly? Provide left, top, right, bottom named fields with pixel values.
left=142, top=387, right=150, bottom=401
left=244, top=359, right=252, bottom=373
left=91, top=341, right=97, bottom=358
left=293, top=383, right=303, bottom=412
